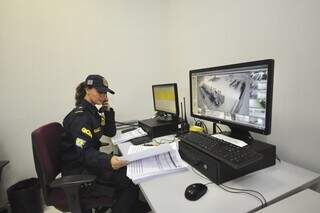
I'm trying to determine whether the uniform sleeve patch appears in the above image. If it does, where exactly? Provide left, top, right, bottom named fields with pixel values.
left=81, top=127, right=92, bottom=138
left=75, top=138, right=86, bottom=148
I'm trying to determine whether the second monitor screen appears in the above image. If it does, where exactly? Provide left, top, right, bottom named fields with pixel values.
left=153, top=84, right=178, bottom=115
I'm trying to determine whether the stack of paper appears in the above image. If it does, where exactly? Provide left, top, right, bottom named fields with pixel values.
left=118, top=143, right=174, bottom=162
left=125, top=142, right=188, bottom=184
left=212, top=134, right=247, bottom=147
left=111, top=127, right=147, bottom=145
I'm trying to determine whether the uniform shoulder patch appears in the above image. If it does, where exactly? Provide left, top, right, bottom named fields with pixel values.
left=81, top=127, right=93, bottom=138
left=74, top=110, right=84, bottom=114
left=75, top=138, right=86, bottom=148
left=74, top=106, right=84, bottom=114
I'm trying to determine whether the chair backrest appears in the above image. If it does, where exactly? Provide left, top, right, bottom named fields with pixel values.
left=31, top=122, right=64, bottom=204
left=0, top=161, right=9, bottom=182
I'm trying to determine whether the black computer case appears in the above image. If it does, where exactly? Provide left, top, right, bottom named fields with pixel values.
left=138, top=118, right=178, bottom=138
left=179, top=140, right=276, bottom=184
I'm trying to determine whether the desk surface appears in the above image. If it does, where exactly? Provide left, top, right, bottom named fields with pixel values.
left=257, top=189, right=320, bottom=213
left=118, top=142, right=320, bottom=213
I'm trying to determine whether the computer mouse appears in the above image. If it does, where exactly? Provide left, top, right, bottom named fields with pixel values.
left=184, top=183, right=208, bottom=201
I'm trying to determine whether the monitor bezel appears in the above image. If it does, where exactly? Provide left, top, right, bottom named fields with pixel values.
left=152, top=83, right=180, bottom=117
left=189, top=59, right=274, bottom=135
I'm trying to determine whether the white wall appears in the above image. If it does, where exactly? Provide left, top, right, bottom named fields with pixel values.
left=1, top=0, right=320, bottom=205
left=167, top=0, right=320, bottom=174
left=0, top=0, right=171, bottom=203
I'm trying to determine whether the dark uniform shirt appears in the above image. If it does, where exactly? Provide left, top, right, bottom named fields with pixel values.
left=61, top=99, right=116, bottom=176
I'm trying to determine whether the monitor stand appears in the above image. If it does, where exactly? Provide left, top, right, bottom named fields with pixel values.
left=228, top=127, right=254, bottom=144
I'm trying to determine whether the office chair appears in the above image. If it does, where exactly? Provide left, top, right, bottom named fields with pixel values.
left=31, top=122, right=115, bottom=213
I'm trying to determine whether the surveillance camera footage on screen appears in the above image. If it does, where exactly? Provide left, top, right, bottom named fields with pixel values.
left=191, top=65, right=269, bottom=130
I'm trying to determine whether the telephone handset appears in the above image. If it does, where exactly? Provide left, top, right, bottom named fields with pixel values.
left=99, top=102, right=111, bottom=113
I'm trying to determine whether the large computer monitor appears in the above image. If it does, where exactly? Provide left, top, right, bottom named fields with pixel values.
left=152, top=83, right=179, bottom=121
left=190, top=59, right=274, bottom=141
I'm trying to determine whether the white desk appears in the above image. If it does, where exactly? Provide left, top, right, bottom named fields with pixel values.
left=118, top=142, right=320, bottom=213
left=257, top=189, right=320, bottom=213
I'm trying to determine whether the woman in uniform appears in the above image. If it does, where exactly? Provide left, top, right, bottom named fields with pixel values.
left=61, top=74, right=149, bottom=213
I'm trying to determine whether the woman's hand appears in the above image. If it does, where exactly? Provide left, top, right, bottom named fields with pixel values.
left=102, top=98, right=109, bottom=107
left=110, top=156, right=128, bottom=170
left=99, top=99, right=110, bottom=112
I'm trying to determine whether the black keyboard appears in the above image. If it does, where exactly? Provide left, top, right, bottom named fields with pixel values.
left=179, top=132, right=263, bottom=169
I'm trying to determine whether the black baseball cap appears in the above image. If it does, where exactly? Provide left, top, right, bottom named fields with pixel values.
left=85, top=75, right=115, bottom=94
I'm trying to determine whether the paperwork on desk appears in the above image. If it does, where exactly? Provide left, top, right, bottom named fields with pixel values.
left=212, top=134, right=248, bottom=147
left=126, top=142, right=188, bottom=184
left=118, top=143, right=173, bottom=162
left=111, top=127, right=147, bottom=144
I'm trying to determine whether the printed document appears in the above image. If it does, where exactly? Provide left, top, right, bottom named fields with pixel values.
left=118, top=143, right=173, bottom=162
left=111, top=127, right=147, bottom=144
left=212, top=134, right=247, bottom=147
left=126, top=142, right=188, bottom=184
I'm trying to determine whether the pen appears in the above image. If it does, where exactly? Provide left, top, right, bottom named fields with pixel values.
left=143, top=143, right=159, bottom=146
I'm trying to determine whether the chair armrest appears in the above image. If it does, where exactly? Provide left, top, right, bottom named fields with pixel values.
left=50, top=174, right=96, bottom=188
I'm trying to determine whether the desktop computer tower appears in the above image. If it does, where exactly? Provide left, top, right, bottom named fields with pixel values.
left=179, top=140, right=276, bottom=184
left=138, top=118, right=178, bottom=138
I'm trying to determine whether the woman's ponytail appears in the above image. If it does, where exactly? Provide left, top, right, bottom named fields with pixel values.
left=75, top=82, right=86, bottom=106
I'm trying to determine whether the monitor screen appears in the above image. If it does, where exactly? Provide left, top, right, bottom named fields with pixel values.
left=152, top=83, right=179, bottom=116
left=190, top=59, right=274, bottom=135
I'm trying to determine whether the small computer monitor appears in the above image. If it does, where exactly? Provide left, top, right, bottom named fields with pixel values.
left=190, top=59, right=274, bottom=141
left=152, top=83, right=179, bottom=120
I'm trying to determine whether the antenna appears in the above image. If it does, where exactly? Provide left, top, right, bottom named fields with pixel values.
left=180, top=102, right=184, bottom=121
left=183, top=97, right=188, bottom=123
left=178, top=97, right=190, bottom=134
